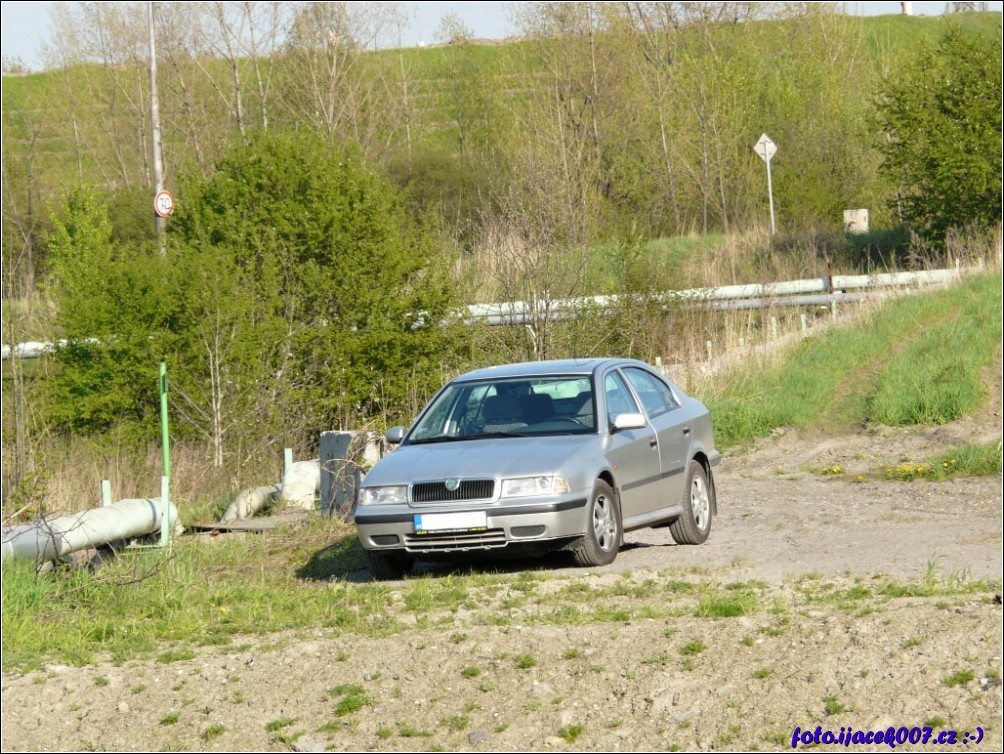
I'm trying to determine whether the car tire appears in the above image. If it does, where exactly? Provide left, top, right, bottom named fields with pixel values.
left=669, top=460, right=713, bottom=545
left=572, top=480, right=622, bottom=567
left=363, top=549, right=415, bottom=580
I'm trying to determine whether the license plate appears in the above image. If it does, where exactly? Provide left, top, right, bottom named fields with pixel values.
left=414, top=511, right=487, bottom=534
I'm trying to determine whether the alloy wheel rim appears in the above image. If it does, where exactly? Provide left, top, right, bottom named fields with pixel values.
left=691, top=476, right=710, bottom=531
left=592, top=494, right=617, bottom=551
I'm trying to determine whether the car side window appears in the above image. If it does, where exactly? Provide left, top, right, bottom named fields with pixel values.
left=623, top=367, right=679, bottom=418
left=604, top=371, right=639, bottom=424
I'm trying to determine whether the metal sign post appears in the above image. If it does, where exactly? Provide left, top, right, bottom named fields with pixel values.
left=160, top=362, right=171, bottom=547
left=753, top=133, right=777, bottom=235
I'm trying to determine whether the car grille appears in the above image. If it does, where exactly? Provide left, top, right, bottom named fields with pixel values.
left=412, top=479, right=495, bottom=503
left=404, top=529, right=507, bottom=553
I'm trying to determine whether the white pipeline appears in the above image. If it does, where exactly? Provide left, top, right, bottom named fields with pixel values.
left=220, top=484, right=280, bottom=522
left=2, top=498, right=181, bottom=563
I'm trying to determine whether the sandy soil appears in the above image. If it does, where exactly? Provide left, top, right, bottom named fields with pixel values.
left=3, top=416, right=1002, bottom=752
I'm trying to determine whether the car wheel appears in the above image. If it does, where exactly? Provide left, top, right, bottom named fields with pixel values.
left=572, top=480, right=622, bottom=567
left=669, top=460, right=713, bottom=545
left=363, top=549, right=415, bottom=580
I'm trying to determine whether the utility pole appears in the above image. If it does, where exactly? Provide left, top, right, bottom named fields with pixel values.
left=149, top=2, right=168, bottom=255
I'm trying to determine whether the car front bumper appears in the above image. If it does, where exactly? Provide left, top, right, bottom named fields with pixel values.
left=355, top=496, right=589, bottom=555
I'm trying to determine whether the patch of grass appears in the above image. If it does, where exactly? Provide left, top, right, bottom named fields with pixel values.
left=403, top=579, right=470, bottom=613
left=94, top=675, right=109, bottom=687
left=272, top=730, right=303, bottom=746
left=740, top=635, right=756, bottom=647
left=759, top=624, right=786, bottom=637
left=398, top=724, right=432, bottom=738
left=377, top=726, right=393, bottom=739
left=160, top=712, right=179, bottom=726
left=764, top=730, right=789, bottom=746
left=157, top=649, right=196, bottom=664
left=562, top=648, right=581, bottom=659
left=328, top=683, right=373, bottom=717
left=705, top=274, right=1002, bottom=447
left=877, top=571, right=997, bottom=599
left=515, top=654, right=537, bottom=670
left=882, top=441, right=1002, bottom=481
left=0, top=519, right=409, bottom=672
left=557, top=723, right=583, bottom=743
left=696, top=590, right=757, bottom=618
left=800, top=582, right=875, bottom=605
left=753, top=668, right=772, bottom=679
left=334, top=692, right=373, bottom=717
left=201, top=724, right=226, bottom=742
left=329, top=683, right=365, bottom=697
left=478, top=681, right=496, bottom=693
left=680, top=641, right=706, bottom=656
left=925, top=716, right=947, bottom=728
left=942, top=669, right=975, bottom=688
left=461, top=666, right=481, bottom=678
left=869, top=276, right=1001, bottom=426
left=132, top=684, right=147, bottom=694
left=681, top=658, right=697, bottom=672
left=823, top=696, right=847, bottom=716
left=443, top=715, right=469, bottom=732
left=901, top=637, right=923, bottom=649
left=718, top=724, right=741, bottom=746
left=265, top=718, right=296, bottom=732
left=590, top=605, right=633, bottom=622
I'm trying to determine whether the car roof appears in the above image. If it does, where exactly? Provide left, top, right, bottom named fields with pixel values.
left=453, top=358, right=653, bottom=382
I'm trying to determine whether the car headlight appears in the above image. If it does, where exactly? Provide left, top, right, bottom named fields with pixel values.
left=359, top=485, right=408, bottom=506
left=500, top=475, right=569, bottom=498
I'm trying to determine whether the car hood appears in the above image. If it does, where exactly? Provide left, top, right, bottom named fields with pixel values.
left=363, top=435, right=599, bottom=486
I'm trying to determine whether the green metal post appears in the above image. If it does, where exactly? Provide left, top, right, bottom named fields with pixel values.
left=160, top=362, right=171, bottom=547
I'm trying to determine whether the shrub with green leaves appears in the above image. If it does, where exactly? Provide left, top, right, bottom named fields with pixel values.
left=875, top=29, right=1002, bottom=237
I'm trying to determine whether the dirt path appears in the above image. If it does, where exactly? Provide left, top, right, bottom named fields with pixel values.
left=3, top=426, right=1001, bottom=752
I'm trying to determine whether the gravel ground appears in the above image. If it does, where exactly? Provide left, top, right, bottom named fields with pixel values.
left=3, top=416, right=1001, bottom=752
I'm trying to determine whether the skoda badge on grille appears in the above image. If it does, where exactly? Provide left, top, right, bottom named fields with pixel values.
left=444, top=478, right=460, bottom=492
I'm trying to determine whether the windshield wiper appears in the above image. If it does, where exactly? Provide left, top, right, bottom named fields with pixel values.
left=461, top=431, right=527, bottom=439
left=408, top=435, right=461, bottom=445
left=409, top=431, right=527, bottom=445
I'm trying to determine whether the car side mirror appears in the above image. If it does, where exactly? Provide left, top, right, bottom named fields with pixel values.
left=612, top=412, right=647, bottom=432
left=385, top=426, right=405, bottom=444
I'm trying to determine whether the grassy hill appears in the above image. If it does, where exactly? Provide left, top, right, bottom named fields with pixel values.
left=703, top=272, right=1003, bottom=448
left=3, top=11, right=1000, bottom=221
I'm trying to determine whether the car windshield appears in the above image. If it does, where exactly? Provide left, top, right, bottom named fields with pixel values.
left=408, top=375, right=596, bottom=444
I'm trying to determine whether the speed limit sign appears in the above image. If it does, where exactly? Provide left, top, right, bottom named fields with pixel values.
left=154, top=190, right=175, bottom=218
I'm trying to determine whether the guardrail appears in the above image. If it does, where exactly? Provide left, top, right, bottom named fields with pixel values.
left=462, top=263, right=977, bottom=326
left=2, top=263, right=981, bottom=359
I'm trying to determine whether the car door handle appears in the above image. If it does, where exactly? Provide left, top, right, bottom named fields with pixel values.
left=649, top=438, right=658, bottom=448
left=682, top=427, right=691, bottom=436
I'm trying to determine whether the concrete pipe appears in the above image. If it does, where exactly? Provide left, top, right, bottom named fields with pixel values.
left=2, top=498, right=181, bottom=564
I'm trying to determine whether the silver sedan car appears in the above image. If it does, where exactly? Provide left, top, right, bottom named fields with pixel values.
left=355, top=358, right=720, bottom=579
